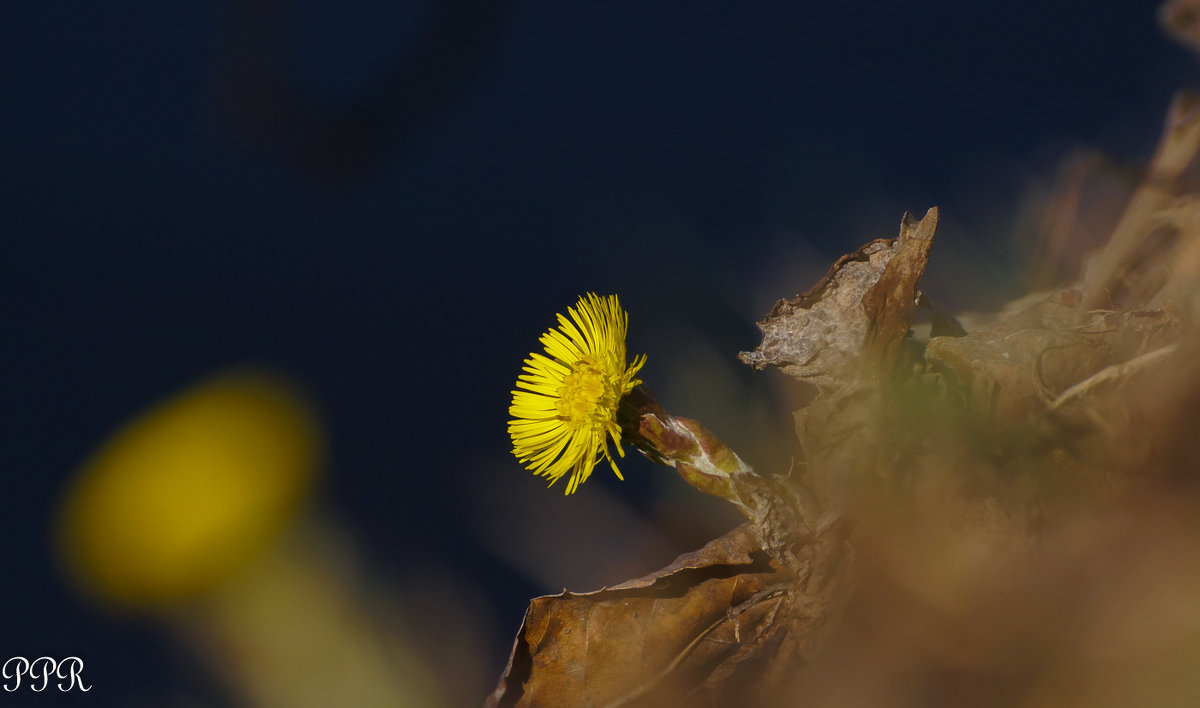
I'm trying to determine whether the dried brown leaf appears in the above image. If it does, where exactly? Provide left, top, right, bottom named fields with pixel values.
left=485, top=524, right=791, bottom=708
left=925, top=290, right=1179, bottom=430
left=739, top=208, right=938, bottom=390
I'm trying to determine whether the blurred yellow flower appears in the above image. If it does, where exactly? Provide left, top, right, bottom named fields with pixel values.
left=56, top=370, right=323, bottom=609
left=508, top=293, right=647, bottom=494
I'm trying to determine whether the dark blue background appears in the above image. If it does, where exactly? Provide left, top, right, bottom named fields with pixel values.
left=2, top=1, right=1192, bottom=703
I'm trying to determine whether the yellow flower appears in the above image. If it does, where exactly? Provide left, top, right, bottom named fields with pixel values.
left=509, top=293, right=647, bottom=494
left=56, top=370, right=323, bottom=609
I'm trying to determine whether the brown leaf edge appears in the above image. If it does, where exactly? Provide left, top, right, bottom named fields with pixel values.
left=861, top=207, right=937, bottom=374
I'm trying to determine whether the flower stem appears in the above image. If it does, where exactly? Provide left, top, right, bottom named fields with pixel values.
left=619, top=385, right=752, bottom=508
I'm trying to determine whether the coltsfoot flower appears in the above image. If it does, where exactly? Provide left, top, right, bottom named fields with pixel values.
left=509, top=293, right=647, bottom=494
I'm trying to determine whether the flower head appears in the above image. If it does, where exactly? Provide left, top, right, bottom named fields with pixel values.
left=56, top=370, right=322, bottom=609
left=509, top=293, right=647, bottom=494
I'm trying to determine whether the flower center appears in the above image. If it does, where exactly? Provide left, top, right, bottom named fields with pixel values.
left=556, top=358, right=617, bottom=427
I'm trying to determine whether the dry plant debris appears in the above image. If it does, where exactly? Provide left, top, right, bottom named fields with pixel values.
left=488, top=13, right=1200, bottom=706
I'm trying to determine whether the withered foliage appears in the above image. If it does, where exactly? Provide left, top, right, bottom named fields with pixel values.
left=486, top=525, right=787, bottom=707
left=488, top=13, right=1200, bottom=707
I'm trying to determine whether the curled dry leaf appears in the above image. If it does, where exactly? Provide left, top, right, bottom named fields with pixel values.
left=484, top=523, right=791, bottom=708
left=739, top=208, right=938, bottom=390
